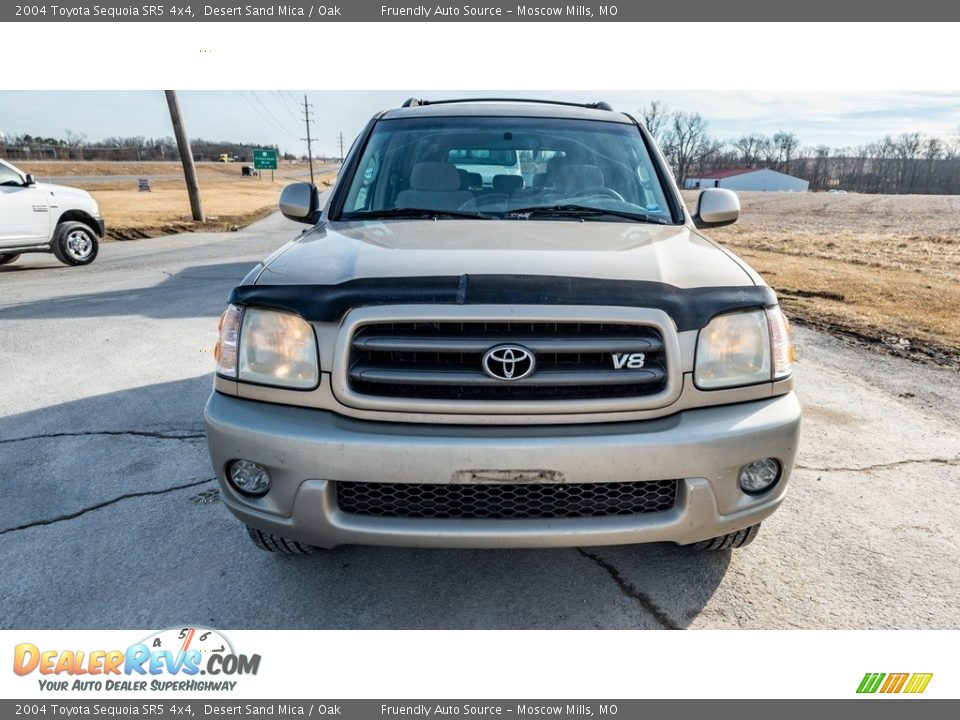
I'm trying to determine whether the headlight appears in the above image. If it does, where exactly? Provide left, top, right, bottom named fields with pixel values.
left=214, top=305, right=319, bottom=389
left=695, top=309, right=770, bottom=389
left=695, top=306, right=794, bottom=389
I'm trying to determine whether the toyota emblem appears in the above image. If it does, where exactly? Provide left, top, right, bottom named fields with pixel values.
left=482, top=344, right=537, bottom=381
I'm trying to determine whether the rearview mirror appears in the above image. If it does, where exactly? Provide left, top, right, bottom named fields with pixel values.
left=694, top=188, right=739, bottom=228
left=279, top=182, right=321, bottom=224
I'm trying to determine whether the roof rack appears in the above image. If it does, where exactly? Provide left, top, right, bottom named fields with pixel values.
left=401, top=97, right=615, bottom=112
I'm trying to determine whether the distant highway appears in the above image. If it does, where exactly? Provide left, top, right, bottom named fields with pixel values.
left=32, top=163, right=340, bottom=185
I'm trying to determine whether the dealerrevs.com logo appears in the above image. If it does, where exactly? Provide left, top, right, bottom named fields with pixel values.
left=13, top=627, right=260, bottom=692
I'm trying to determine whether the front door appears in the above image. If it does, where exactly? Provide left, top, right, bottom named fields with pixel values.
left=0, top=164, right=51, bottom=247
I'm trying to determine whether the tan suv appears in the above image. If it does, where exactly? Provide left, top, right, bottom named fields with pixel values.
left=205, top=98, right=800, bottom=554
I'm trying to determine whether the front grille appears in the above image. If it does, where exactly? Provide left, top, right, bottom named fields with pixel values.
left=336, top=480, right=678, bottom=519
left=347, top=321, right=668, bottom=401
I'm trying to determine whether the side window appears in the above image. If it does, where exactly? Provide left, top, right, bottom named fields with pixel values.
left=0, top=164, right=24, bottom=187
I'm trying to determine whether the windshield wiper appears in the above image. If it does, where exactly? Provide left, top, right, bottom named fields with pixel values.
left=506, top=204, right=671, bottom=224
left=345, top=207, right=494, bottom=221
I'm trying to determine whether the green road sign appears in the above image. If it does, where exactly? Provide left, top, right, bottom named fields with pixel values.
left=253, top=148, right=278, bottom=170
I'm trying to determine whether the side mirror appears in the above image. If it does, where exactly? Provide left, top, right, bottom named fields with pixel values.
left=24, top=174, right=36, bottom=186
left=279, top=182, right=321, bottom=224
left=693, top=188, right=739, bottom=228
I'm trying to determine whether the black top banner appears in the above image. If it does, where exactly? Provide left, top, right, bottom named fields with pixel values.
left=4, top=0, right=957, bottom=22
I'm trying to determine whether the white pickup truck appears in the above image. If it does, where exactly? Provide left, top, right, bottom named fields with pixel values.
left=0, top=158, right=105, bottom=266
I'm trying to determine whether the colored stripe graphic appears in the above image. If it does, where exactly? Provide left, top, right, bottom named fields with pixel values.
left=880, top=673, right=909, bottom=693
left=904, top=673, right=933, bottom=694
left=857, top=673, right=885, bottom=693
left=857, top=672, right=932, bottom=694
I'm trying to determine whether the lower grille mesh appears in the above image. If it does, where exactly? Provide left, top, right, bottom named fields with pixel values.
left=336, top=480, right=678, bottom=519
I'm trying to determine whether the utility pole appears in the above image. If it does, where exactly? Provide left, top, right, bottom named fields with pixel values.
left=301, top=94, right=315, bottom=185
left=338, top=132, right=345, bottom=163
left=164, top=90, right=204, bottom=222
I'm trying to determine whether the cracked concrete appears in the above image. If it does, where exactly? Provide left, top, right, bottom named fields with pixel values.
left=575, top=548, right=680, bottom=629
left=0, top=430, right=206, bottom=445
left=1, top=214, right=958, bottom=629
left=795, top=457, right=960, bottom=473
left=0, top=477, right=214, bottom=536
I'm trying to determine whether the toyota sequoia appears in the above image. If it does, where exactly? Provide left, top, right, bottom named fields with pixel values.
left=205, top=98, right=801, bottom=554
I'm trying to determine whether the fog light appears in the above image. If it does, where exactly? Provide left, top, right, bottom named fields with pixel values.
left=738, top=458, right=781, bottom=494
left=228, top=460, right=271, bottom=496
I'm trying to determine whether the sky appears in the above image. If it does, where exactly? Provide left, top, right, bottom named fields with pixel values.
left=1, top=90, right=958, bottom=158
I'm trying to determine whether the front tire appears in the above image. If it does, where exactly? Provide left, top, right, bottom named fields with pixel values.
left=245, top=526, right=324, bottom=555
left=0, top=254, right=20, bottom=266
left=690, top=523, right=761, bottom=551
left=52, top=221, right=99, bottom=266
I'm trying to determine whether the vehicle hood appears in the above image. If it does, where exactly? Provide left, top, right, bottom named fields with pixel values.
left=37, top=182, right=97, bottom=205
left=255, top=219, right=756, bottom=289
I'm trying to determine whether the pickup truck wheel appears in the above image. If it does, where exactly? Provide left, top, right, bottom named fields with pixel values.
left=690, top=523, right=761, bottom=551
left=245, top=526, right=323, bottom=555
left=0, top=254, right=20, bottom=266
left=52, top=221, right=99, bottom=266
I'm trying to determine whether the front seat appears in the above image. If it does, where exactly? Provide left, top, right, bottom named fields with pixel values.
left=554, top=164, right=605, bottom=195
left=492, top=174, right=524, bottom=195
left=396, top=162, right=473, bottom=211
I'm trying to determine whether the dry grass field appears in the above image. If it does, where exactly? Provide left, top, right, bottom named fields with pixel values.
left=18, top=161, right=337, bottom=240
left=21, top=160, right=240, bottom=178
left=683, top=191, right=960, bottom=368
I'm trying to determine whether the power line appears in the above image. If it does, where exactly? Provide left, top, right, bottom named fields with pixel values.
left=238, top=90, right=297, bottom=142
left=249, top=91, right=298, bottom=138
left=237, top=90, right=286, bottom=138
left=272, top=90, right=302, bottom=123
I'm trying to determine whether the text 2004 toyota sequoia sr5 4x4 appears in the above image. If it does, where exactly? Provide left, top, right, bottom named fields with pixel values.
left=205, top=99, right=801, bottom=554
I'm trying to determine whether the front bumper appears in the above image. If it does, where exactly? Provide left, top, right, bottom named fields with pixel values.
left=204, top=391, right=801, bottom=549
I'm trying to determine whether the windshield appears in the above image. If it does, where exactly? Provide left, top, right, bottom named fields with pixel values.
left=0, top=160, right=26, bottom=187
left=338, top=115, right=677, bottom=224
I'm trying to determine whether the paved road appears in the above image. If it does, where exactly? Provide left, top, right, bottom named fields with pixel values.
left=34, top=164, right=339, bottom=185
left=1, top=215, right=958, bottom=629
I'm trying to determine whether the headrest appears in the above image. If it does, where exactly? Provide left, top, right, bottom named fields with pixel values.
left=410, top=162, right=461, bottom=191
left=492, top=174, right=524, bottom=194
left=532, top=173, right=549, bottom=188
left=554, top=164, right=604, bottom=193
left=546, top=155, right=569, bottom=174
left=466, top=172, right=483, bottom=190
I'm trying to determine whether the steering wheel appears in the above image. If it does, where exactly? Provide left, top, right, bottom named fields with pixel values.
left=458, top=194, right=510, bottom=211
left=572, top=187, right=626, bottom=202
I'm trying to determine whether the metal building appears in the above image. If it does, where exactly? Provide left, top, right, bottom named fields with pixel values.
left=685, top=167, right=810, bottom=192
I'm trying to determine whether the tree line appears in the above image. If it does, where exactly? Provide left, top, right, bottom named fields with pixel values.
left=0, top=132, right=324, bottom=163
left=640, top=101, right=960, bottom=194
left=4, top=110, right=959, bottom=193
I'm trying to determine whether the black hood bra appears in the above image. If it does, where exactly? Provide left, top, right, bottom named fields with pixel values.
left=228, top=274, right=777, bottom=332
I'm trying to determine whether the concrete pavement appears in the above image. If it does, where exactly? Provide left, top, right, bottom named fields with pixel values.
left=1, top=214, right=958, bottom=629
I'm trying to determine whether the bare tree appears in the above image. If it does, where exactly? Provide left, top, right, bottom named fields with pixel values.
left=733, top=133, right=771, bottom=168
left=638, top=101, right=669, bottom=144
left=663, top=111, right=711, bottom=184
left=64, top=129, right=87, bottom=160
left=773, top=131, right=800, bottom=173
